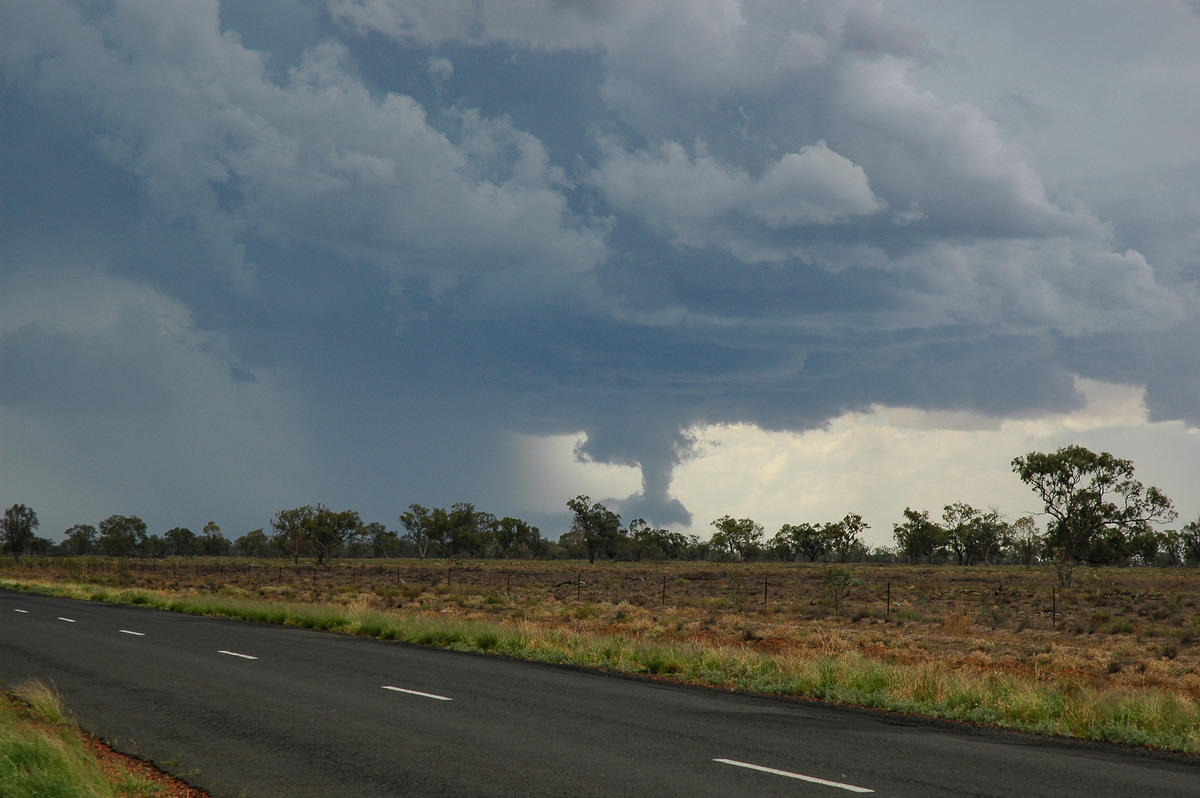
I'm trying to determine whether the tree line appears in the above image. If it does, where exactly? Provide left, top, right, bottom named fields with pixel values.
left=2, top=445, right=1196, bottom=567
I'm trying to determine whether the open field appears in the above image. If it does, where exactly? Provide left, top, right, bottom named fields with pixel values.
left=4, top=557, right=1200, bottom=752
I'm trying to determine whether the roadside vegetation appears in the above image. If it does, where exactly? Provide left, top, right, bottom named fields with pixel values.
left=4, top=558, right=1200, bottom=755
left=0, top=679, right=170, bottom=797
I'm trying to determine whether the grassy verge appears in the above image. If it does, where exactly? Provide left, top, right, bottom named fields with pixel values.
left=0, top=679, right=162, bottom=798
left=5, top=577, right=1199, bottom=755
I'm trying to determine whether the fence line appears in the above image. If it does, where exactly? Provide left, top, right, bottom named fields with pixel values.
left=0, top=556, right=1112, bottom=632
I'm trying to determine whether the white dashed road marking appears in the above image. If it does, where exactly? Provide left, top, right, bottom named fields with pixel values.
left=119, top=630, right=146, bottom=636
left=218, top=650, right=258, bottom=660
left=13, top=609, right=28, bottom=613
left=714, top=759, right=874, bottom=793
left=382, top=685, right=453, bottom=701
left=57, top=617, right=76, bottom=623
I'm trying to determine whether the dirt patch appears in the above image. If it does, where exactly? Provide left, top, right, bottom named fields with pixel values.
left=81, top=732, right=210, bottom=798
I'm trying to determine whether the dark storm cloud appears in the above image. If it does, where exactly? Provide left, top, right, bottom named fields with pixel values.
left=2, top=0, right=1196, bottom=535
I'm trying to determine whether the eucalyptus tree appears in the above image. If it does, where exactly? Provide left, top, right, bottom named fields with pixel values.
left=827, top=514, right=869, bottom=563
left=492, top=516, right=541, bottom=558
left=304, top=506, right=362, bottom=564
left=1, top=504, right=38, bottom=562
left=892, top=508, right=946, bottom=564
left=97, top=514, right=148, bottom=557
left=164, top=527, right=198, bottom=557
left=942, top=503, right=1011, bottom=565
left=709, top=516, right=764, bottom=561
left=399, top=504, right=437, bottom=558
left=63, top=524, right=97, bottom=555
left=1013, top=446, right=1175, bottom=565
left=271, top=505, right=315, bottom=563
left=566, top=495, right=624, bottom=562
left=773, top=522, right=830, bottom=562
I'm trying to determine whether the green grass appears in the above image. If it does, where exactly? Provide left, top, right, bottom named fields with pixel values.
left=0, top=680, right=162, bottom=798
left=5, top=577, right=1200, bottom=755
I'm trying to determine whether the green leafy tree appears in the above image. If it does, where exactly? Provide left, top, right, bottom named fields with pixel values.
left=1127, top=529, right=1162, bottom=566
left=626, top=520, right=687, bottom=561
left=63, top=524, right=97, bottom=555
left=892, top=508, right=947, bottom=564
left=942, top=503, right=1011, bottom=565
left=271, top=505, right=316, bottom=563
left=97, top=515, right=148, bottom=557
left=492, top=516, right=541, bottom=558
left=1013, top=446, right=1176, bottom=565
left=360, top=522, right=400, bottom=558
left=709, top=515, right=764, bottom=561
left=566, top=495, right=624, bottom=562
left=827, top=514, right=869, bottom=563
left=444, top=503, right=493, bottom=558
left=1159, top=529, right=1184, bottom=567
left=164, top=527, right=198, bottom=557
left=399, top=504, right=439, bottom=559
left=1181, top=520, right=1200, bottom=566
left=234, top=528, right=271, bottom=557
left=555, top=528, right=588, bottom=559
left=199, top=521, right=231, bottom=556
left=773, top=522, right=830, bottom=562
left=304, top=505, right=362, bottom=564
left=1010, top=516, right=1041, bottom=566
left=1, top=504, right=39, bottom=562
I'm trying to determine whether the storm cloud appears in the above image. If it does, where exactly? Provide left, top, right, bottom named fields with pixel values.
left=2, top=0, right=1198, bottom=538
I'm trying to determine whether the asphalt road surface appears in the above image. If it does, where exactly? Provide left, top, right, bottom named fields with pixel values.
left=1, top=589, right=1197, bottom=797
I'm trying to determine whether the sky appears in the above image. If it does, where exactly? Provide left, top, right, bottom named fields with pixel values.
left=2, top=0, right=1199, bottom=548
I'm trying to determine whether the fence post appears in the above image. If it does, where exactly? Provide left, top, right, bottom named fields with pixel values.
left=662, top=574, right=667, bottom=606
left=886, top=581, right=891, bottom=619
left=1052, top=587, right=1058, bottom=630
left=763, top=576, right=769, bottom=606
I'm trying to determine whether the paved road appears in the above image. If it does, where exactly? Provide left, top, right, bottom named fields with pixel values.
left=1, top=590, right=1197, bottom=797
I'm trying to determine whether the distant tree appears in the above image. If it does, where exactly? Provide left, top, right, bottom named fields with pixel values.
left=942, top=503, right=1011, bottom=565
left=892, top=508, right=946, bottom=564
left=1126, top=529, right=1162, bottom=566
left=304, top=506, right=361, bottom=564
left=773, top=522, right=830, bottom=562
left=709, top=516, right=764, bottom=561
left=566, top=495, right=624, bottom=562
left=271, top=506, right=316, bottom=563
left=1010, top=516, right=1041, bottom=567
left=97, top=515, right=148, bottom=557
left=625, top=520, right=687, bottom=561
left=1013, top=446, right=1176, bottom=565
left=492, top=516, right=540, bottom=559
left=234, top=528, right=271, bottom=557
left=199, top=521, right=231, bottom=556
left=1159, top=529, right=1184, bottom=567
left=28, top=536, right=55, bottom=556
left=1, top=504, right=39, bottom=562
left=164, top=527, right=198, bottom=557
left=141, top=534, right=168, bottom=558
left=399, top=504, right=437, bottom=559
left=361, top=522, right=400, bottom=558
left=555, top=528, right=589, bottom=559
left=63, top=524, right=97, bottom=556
left=827, top=514, right=869, bottom=563
left=444, top=503, right=493, bottom=558
left=1182, top=520, right=1200, bottom=566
